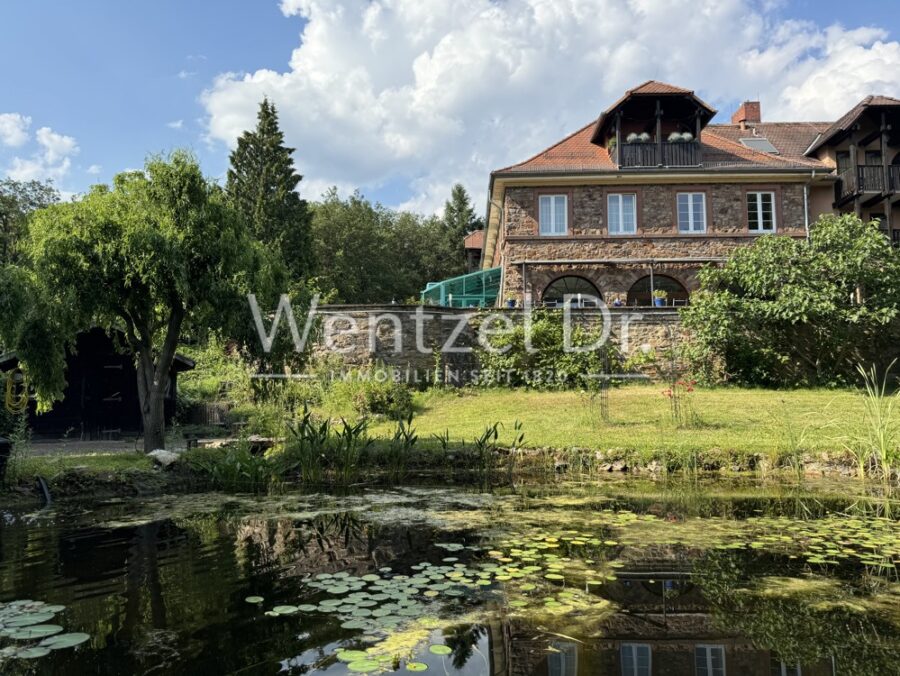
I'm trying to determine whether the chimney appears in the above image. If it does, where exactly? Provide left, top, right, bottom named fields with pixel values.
left=732, top=101, right=761, bottom=129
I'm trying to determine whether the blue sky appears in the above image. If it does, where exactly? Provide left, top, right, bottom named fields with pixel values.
left=0, top=1, right=303, bottom=191
left=3, top=0, right=900, bottom=211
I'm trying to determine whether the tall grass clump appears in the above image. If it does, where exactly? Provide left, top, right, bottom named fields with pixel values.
left=278, top=408, right=330, bottom=484
left=766, top=403, right=828, bottom=481
left=847, top=362, right=899, bottom=481
left=472, top=422, right=500, bottom=480
left=383, top=415, right=418, bottom=482
left=277, top=410, right=371, bottom=485
left=183, top=439, right=273, bottom=493
left=505, top=420, right=525, bottom=485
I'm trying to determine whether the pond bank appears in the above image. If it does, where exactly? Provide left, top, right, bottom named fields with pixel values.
left=0, top=444, right=886, bottom=508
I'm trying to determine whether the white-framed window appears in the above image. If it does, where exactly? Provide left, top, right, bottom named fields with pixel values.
left=747, top=191, right=776, bottom=232
left=695, top=645, right=726, bottom=676
left=548, top=641, right=578, bottom=676
left=677, top=192, right=707, bottom=233
left=608, top=193, right=637, bottom=235
left=621, top=643, right=651, bottom=676
left=539, top=194, right=568, bottom=235
left=771, top=659, right=801, bottom=676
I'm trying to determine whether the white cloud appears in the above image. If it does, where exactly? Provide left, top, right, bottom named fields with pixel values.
left=167, top=119, right=185, bottom=130
left=5, top=125, right=79, bottom=182
left=35, top=127, right=78, bottom=165
left=203, top=0, right=900, bottom=213
left=86, top=164, right=102, bottom=175
left=178, top=70, right=196, bottom=80
left=0, top=113, right=31, bottom=147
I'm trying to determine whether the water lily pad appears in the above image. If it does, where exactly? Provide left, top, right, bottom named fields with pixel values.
left=341, top=619, right=369, bottom=629
left=429, top=644, right=452, bottom=656
left=6, top=613, right=56, bottom=627
left=244, top=596, right=264, bottom=604
left=15, top=646, right=51, bottom=659
left=337, top=650, right=370, bottom=662
left=272, top=605, right=298, bottom=615
left=9, top=624, right=63, bottom=640
left=347, top=659, right=381, bottom=672
left=406, top=662, right=428, bottom=671
left=39, top=633, right=89, bottom=650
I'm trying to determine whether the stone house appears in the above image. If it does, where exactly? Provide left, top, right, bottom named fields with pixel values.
left=479, top=80, right=900, bottom=307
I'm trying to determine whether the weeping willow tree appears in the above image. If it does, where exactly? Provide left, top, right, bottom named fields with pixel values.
left=3, top=152, right=280, bottom=451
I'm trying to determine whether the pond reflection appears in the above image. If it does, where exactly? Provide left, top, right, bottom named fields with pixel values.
left=0, top=481, right=897, bottom=675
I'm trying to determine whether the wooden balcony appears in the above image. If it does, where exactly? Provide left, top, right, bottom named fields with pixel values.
left=858, top=165, right=885, bottom=192
left=891, top=165, right=900, bottom=192
left=835, top=165, right=893, bottom=204
left=613, top=141, right=702, bottom=169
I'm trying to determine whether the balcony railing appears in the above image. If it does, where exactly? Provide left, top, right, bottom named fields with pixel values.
left=857, top=165, right=885, bottom=192
left=835, top=168, right=858, bottom=202
left=835, top=165, right=893, bottom=202
left=891, top=165, right=900, bottom=192
left=613, top=141, right=701, bottom=168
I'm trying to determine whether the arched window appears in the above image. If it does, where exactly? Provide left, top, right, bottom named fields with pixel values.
left=541, top=276, right=602, bottom=307
left=627, top=275, right=689, bottom=306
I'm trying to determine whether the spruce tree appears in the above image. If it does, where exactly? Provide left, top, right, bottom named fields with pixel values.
left=226, top=99, right=312, bottom=280
left=442, top=183, right=483, bottom=275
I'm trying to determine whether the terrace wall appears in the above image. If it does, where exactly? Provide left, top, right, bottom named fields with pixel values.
left=314, top=305, right=685, bottom=383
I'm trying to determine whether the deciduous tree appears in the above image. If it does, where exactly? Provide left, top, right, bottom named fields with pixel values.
left=0, top=178, right=59, bottom=264
left=20, top=152, right=254, bottom=451
left=682, top=214, right=900, bottom=386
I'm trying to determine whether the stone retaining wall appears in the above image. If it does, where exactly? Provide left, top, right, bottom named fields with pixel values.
left=314, top=305, right=685, bottom=383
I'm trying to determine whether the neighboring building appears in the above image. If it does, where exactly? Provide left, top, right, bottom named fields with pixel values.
left=463, top=229, right=485, bottom=272
left=0, top=328, right=194, bottom=439
left=478, top=80, right=900, bottom=307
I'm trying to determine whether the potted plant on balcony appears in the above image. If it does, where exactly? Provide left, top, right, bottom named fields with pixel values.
left=652, top=289, right=668, bottom=307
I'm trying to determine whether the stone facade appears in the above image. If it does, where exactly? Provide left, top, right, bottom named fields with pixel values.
left=499, top=182, right=807, bottom=304
left=313, top=305, right=684, bottom=383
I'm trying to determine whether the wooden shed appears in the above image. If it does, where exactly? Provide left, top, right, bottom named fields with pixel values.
left=0, top=328, right=194, bottom=440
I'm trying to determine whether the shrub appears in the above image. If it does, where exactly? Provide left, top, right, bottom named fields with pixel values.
left=182, top=440, right=274, bottom=493
left=325, top=366, right=414, bottom=419
left=475, top=309, right=621, bottom=389
left=682, top=214, right=900, bottom=386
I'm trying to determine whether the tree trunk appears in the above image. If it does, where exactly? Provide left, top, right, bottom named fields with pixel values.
left=131, top=304, right=185, bottom=453
left=142, top=394, right=167, bottom=453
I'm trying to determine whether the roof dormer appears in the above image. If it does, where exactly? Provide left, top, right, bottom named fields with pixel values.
left=590, top=81, right=717, bottom=169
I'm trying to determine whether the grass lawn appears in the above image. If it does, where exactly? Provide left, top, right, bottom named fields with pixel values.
left=363, top=385, right=871, bottom=456
left=10, top=452, right=153, bottom=481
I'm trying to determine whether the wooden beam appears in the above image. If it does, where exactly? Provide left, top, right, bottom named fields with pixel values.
left=883, top=112, right=891, bottom=195
left=615, top=112, right=622, bottom=167
left=850, top=124, right=862, bottom=216
left=656, top=99, right=663, bottom=167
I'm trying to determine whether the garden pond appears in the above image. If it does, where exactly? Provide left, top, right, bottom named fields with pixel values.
left=1, top=478, right=899, bottom=675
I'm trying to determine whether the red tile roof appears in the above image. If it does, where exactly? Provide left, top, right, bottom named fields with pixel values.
left=494, top=122, right=829, bottom=176
left=707, top=122, right=831, bottom=165
left=493, top=84, right=900, bottom=176
left=590, top=80, right=717, bottom=145
left=628, top=80, right=693, bottom=95
left=464, top=229, right=484, bottom=250
left=807, top=95, right=900, bottom=154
